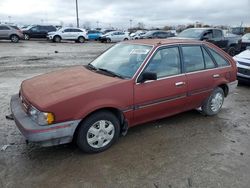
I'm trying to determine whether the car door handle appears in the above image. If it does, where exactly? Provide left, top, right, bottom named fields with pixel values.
left=213, top=74, right=220, bottom=78
left=175, top=82, right=185, bottom=87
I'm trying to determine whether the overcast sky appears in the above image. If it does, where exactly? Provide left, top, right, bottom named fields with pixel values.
left=0, top=0, right=249, bottom=29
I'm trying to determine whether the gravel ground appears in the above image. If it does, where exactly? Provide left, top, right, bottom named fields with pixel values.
left=0, top=40, right=250, bottom=188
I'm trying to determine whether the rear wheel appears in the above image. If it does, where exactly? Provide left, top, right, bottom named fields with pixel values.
left=124, top=38, right=128, bottom=41
left=77, top=111, right=120, bottom=153
left=10, top=35, right=19, bottom=43
left=78, top=36, right=85, bottom=43
left=201, top=87, right=224, bottom=116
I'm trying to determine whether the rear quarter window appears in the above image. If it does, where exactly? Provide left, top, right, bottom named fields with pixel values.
left=207, top=48, right=230, bottom=67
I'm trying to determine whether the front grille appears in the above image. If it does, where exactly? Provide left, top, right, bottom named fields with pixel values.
left=238, top=67, right=250, bottom=76
left=238, top=61, right=250, bottom=67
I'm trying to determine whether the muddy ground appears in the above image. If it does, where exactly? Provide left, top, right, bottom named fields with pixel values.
left=0, top=40, right=250, bottom=188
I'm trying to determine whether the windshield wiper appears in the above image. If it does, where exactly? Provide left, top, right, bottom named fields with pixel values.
left=86, top=63, right=97, bottom=70
left=98, top=68, right=124, bottom=79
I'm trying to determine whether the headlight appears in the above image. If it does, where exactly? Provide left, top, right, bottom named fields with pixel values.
left=28, top=106, right=55, bottom=125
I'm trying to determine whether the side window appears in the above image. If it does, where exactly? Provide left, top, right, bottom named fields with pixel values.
left=144, top=47, right=181, bottom=78
left=182, top=46, right=205, bottom=72
left=0, top=26, right=10, bottom=30
left=213, top=30, right=222, bottom=39
left=31, top=26, right=38, bottom=32
left=202, top=47, right=216, bottom=69
left=207, top=48, right=230, bottom=67
left=64, top=29, right=71, bottom=32
left=203, top=30, right=213, bottom=39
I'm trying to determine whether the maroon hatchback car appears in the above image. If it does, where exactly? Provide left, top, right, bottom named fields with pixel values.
left=10, top=39, right=238, bottom=153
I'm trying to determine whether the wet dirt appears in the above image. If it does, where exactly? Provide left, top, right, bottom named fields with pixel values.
left=0, top=40, right=250, bottom=188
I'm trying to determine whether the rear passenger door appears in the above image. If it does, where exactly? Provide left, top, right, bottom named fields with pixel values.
left=133, top=46, right=188, bottom=125
left=0, top=25, right=10, bottom=38
left=181, top=45, right=219, bottom=109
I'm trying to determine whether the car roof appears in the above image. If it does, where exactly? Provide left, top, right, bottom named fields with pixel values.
left=123, top=39, right=204, bottom=46
left=185, top=28, right=221, bottom=30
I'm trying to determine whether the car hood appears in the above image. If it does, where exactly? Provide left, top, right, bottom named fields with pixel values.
left=48, top=31, right=56, bottom=35
left=234, top=49, right=250, bottom=60
left=21, top=66, right=124, bottom=110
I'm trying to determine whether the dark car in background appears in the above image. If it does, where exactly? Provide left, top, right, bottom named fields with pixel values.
left=0, top=24, right=23, bottom=42
left=140, top=30, right=175, bottom=39
left=22, top=25, right=57, bottom=40
left=176, top=28, right=242, bottom=56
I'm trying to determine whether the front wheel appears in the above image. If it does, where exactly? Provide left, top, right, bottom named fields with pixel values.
left=53, top=35, right=61, bottom=43
left=106, top=38, right=111, bottom=43
left=227, top=47, right=236, bottom=56
left=201, top=87, right=224, bottom=116
left=77, top=111, right=120, bottom=153
left=24, top=34, right=30, bottom=40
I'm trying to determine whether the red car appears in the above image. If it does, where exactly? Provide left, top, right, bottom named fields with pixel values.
left=10, top=39, right=238, bottom=153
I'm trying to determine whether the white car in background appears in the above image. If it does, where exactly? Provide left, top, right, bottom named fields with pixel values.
left=233, top=49, right=250, bottom=82
left=47, top=27, right=88, bottom=43
left=99, top=31, right=130, bottom=42
left=130, top=30, right=147, bottom=40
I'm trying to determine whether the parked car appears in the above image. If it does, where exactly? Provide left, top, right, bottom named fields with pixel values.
left=140, top=30, right=175, bottom=39
left=99, top=31, right=130, bottom=42
left=47, top=27, right=88, bottom=43
left=101, top=29, right=115, bottom=34
left=176, top=28, right=242, bottom=56
left=241, top=33, right=250, bottom=51
left=87, top=30, right=103, bottom=40
left=130, top=30, right=147, bottom=40
left=10, top=39, right=237, bottom=153
left=0, top=24, right=23, bottom=42
left=22, top=25, right=57, bottom=40
left=234, top=49, right=250, bottom=82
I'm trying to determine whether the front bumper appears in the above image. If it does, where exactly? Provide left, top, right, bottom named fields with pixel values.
left=10, top=94, right=80, bottom=147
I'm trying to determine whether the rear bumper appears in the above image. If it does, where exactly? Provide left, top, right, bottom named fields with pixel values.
left=10, top=94, right=80, bottom=147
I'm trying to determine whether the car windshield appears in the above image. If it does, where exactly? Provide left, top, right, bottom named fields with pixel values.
left=178, top=29, right=204, bottom=38
left=89, top=43, right=152, bottom=78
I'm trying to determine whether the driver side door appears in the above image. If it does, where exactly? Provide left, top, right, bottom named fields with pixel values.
left=133, top=46, right=188, bottom=126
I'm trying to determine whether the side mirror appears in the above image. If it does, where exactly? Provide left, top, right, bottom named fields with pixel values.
left=138, top=72, right=157, bottom=83
left=201, top=36, right=209, bottom=41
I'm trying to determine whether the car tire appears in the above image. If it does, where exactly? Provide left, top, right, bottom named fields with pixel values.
left=227, top=47, right=236, bottom=56
left=10, top=35, right=19, bottom=43
left=78, top=36, right=85, bottom=43
left=77, top=111, right=120, bottom=153
left=53, top=35, right=61, bottom=43
left=24, top=34, right=30, bottom=40
left=201, top=87, right=224, bottom=116
left=107, top=38, right=111, bottom=43
left=124, top=38, right=128, bottom=41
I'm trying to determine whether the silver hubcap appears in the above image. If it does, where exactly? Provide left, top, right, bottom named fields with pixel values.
left=24, top=34, right=29, bottom=40
left=12, top=36, right=18, bottom=42
left=79, top=38, right=84, bottom=42
left=211, top=93, right=223, bottom=112
left=87, top=120, right=115, bottom=149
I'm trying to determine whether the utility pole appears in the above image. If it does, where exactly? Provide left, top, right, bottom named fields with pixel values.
left=75, top=0, right=79, bottom=27
left=129, top=19, right=132, bottom=29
